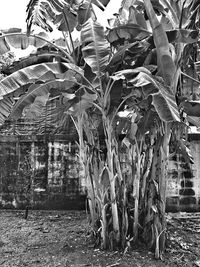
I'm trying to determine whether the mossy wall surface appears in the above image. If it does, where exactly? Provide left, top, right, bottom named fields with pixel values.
left=0, top=135, right=86, bottom=210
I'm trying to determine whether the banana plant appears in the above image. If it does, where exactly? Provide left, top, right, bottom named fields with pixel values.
left=105, top=0, right=199, bottom=257
left=0, top=0, right=199, bottom=258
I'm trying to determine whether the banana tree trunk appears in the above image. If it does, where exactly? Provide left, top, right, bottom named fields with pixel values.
left=102, top=113, right=120, bottom=247
left=138, top=123, right=171, bottom=259
left=133, top=139, right=143, bottom=242
left=155, top=122, right=171, bottom=258
left=72, top=115, right=97, bottom=228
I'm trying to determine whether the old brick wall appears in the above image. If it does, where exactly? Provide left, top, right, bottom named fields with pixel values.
left=0, top=135, right=86, bottom=209
left=166, top=133, right=200, bottom=212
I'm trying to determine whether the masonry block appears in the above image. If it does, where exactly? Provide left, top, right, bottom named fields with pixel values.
left=181, top=180, right=193, bottom=188
left=166, top=197, right=179, bottom=212
left=182, top=170, right=194, bottom=178
left=180, top=197, right=196, bottom=205
left=179, top=188, right=195, bottom=196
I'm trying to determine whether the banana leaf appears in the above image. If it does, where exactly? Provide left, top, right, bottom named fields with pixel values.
left=93, top=0, right=110, bottom=10
left=167, top=29, right=198, bottom=44
left=0, top=62, right=71, bottom=97
left=10, top=76, right=78, bottom=120
left=107, top=23, right=151, bottom=47
left=129, top=6, right=148, bottom=29
left=24, top=95, right=50, bottom=119
left=76, top=1, right=96, bottom=30
left=0, top=97, right=16, bottom=125
left=22, top=98, right=74, bottom=135
left=0, top=62, right=76, bottom=125
left=0, top=32, right=52, bottom=55
left=147, top=29, right=199, bottom=48
left=114, top=68, right=180, bottom=122
left=136, top=109, right=158, bottom=137
left=66, top=87, right=98, bottom=116
left=143, top=0, right=176, bottom=87
left=106, top=41, right=147, bottom=73
left=3, top=52, right=68, bottom=75
left=187, top=116, right=200, bottom=127
left=81, top=18, right=110, bottom=76
left=133, top=72, right=180, bottom=122
left=174, top=138, right=194, bottom=164
left=26, top=0, right=110, bottom=33
left=181, top=100, right=200, bottom=117
left=1, top=28, right=22, bottom=34
left=22, top=84, right=97, bottom=121
left=26, top=0, right=73, bottom=33
left=58, top=5, right=77, bottom=32
left=112, top=67, right=152, bottom=81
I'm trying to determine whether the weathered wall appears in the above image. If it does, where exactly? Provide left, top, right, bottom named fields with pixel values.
left=1, top=133, right=200, bottom=211
left=166, top=134, right=200, bottom=212
left=0, top=135, right=86, bottom=209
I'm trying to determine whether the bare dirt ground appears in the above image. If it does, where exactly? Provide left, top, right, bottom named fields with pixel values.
left=0, top=210, right=200, bottom=267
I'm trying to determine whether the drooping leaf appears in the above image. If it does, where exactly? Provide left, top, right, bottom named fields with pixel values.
left=116, top=68, right=180, bottom=122
left=66, top=87, right=98, bottom=115
left=0, top=62, right=69, bottom=97
left=31, top=99, right=59, bottom=133
left=112, top=67, right=152, bottom=81
left=133, top=72, right=180, bottom=122
left=0, top=33, right=52, bottom=55
left=137, top=109, right=158, bottom=137
left=10, top=77, right=77, bottom=120
left=147, top=29, right=199, bottom=47
left=22, top=97, right=74, bottom=135
left=26, top=0, right=108, bottom=33
left=0, top=62, right=75, bottom=125
left=1, top=28, right=22, bottom=34
left=129, top=6, right=148, bottom=29
left=0, top=97, right=16, bottom=125
left=93, top=0, right=110, bottom=10
left=107, top=23, right=151, bottom=47
left=26, top=0, right=72, bottom=33
left=24, top=94, right=50, bottom=119
left=0, top=37, right=10, bottom=55
left=2, top=52, right=68, bottom=75
left=81, top=18, right=110, bottom=76
left=167, top=29, right=198, bottom=44
left=76, top=1, right=96, bottom=30
left=152, top=91, right=180, bottom=122
left=187, top=116, right=200, bottom=127
left=181, top=100, right=200, bottom=117
left=58, top=5, right=77, bottom=32
left=143, top=0, right=176, bottom=87
left=106, top=41, right=147, bottom=73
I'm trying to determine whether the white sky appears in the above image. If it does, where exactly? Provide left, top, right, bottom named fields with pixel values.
left=0, top=0, right=28, bottom=31
left=0, top=0, right=122, bottom=31
left=0, top=0, right=122, bottom=58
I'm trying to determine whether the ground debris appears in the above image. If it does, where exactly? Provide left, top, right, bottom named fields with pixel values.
left=0, top=210, right=200, bottom=266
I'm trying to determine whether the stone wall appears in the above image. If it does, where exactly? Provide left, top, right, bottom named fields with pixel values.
left=166, top=133, right=200, bottom=212
left=1, top=133, right=200, bottom=211
left=0, top=135, right=86, bottom=209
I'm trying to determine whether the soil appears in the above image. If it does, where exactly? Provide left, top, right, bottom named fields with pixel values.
left=0, top=210, right=200, bottom=267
